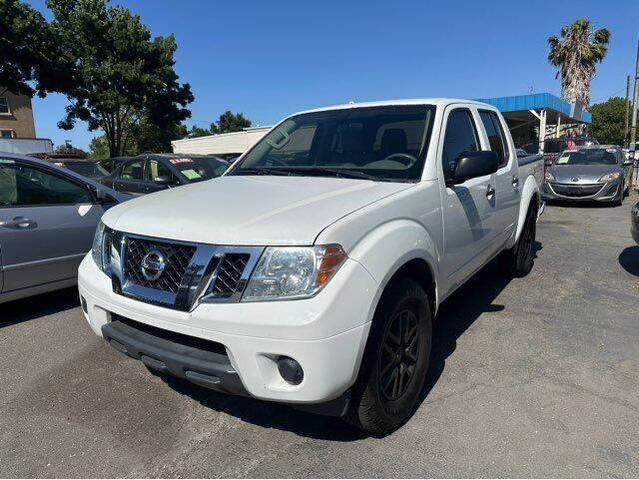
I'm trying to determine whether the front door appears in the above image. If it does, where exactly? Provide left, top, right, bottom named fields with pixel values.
left=438, top=107, right=499, bottom=295
left=0, top=158, right=106, bottom=292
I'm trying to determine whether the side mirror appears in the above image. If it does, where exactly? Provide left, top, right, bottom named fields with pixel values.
left=447, top=151, right=499, bottom=186
left=88, top=184, right=114, bottom=204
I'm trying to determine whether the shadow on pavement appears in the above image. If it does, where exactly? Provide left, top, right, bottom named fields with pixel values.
left=162, top=241, right=543, bottom=440
left=618, top=246, right=639, bottom=277
left=0, top=287, right=79, bottom=329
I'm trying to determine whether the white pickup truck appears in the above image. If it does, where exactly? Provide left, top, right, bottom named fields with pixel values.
left=79, top=99, right=543, bottom=434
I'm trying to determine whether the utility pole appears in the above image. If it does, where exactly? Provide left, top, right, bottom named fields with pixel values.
left=629, top=39, right=639, bottom=156
left=624, top=75, right=630, bottom=148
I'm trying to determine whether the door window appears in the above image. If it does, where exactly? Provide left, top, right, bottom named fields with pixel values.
left=0, top=161, right=92, bottom=207
left=442, top=109, right=480, bottom=180
left=120, top=160, right=144, bottom=180
left=145, top=160, right=175, bottom=183
left=479, top=110, right=509, bottom=167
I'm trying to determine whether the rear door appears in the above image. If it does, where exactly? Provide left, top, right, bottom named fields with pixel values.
left=439, top=106, right=499, bottom=293
left=113, top=159, right=146, bottom=195
left=478, top=109, right=520, bottom=245
left=0, top=158, right=107, bottom=293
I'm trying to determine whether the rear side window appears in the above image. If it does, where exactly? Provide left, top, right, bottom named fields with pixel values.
left=120, top=160, right=144, bottom=180
left=442, top=109, right=480, bottom=180
left=479, top=110, right=509, bottom=167
left=145, top=159, right=174, bottom=182
left=0, top=161, right=92, bottom=207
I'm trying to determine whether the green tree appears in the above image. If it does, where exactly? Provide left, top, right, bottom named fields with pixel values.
left=54, top=142, right=88, bottom=157
left=547, top=18, right=610, bottom=108
left=189, top=125, right=213, bottom=138
left=212, top=111, right=252, bottom=134
left=46, top=0, right=193, bottom=157
left=134, top=119, right=188, bottom=153
left=0, top=0, right=71, bottom=97
left=89, top=135, right=112, bottom=159
left=589, top=97, right=629, bottom=146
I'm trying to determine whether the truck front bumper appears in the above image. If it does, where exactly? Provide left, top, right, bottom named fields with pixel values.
left=78, top=253, right=375, bottom=409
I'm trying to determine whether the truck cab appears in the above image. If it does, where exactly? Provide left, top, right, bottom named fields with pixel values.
left=79, top=99, right=542, bottom=434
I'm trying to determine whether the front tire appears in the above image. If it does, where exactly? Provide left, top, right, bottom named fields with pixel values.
left=347, top=277, right=432, bottom=435
left=506, top=205, right=537, bottom=277
left=613, top=182, right=624, bottom=206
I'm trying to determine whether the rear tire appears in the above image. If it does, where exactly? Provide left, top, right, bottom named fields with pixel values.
left=347, top=277, right=432, bottom=436
left=505, top=205, right=537, bottom=277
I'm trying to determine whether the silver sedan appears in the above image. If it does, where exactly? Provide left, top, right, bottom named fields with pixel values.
left=543, top=145, right=633, bottom=206
left=0, top=152, right=128, bottom=304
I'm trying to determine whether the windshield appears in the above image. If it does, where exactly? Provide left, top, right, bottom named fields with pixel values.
left=169, top=157, right=228, bottom=182
left=556, top=149, right=618, bottom=166
left=58, top=161, right=108, bottom=177
left=229, top=105, right=435, bottom=182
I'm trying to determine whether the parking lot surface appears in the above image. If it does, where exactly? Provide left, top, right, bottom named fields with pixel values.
left=1, top=195, right=638, bottom=478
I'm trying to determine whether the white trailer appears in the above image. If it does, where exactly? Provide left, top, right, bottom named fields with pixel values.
left=171, top=126, right=271, bottom=158
left=0, top=138, right=53, bottom=155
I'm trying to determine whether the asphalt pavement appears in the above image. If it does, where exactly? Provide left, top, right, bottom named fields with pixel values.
left=1, top=194, right=638, bottom=477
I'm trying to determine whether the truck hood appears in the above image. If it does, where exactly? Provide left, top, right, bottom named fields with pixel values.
left=549, top=164, right=621, bottom=183
left=102, top=175, right=413, bottom=245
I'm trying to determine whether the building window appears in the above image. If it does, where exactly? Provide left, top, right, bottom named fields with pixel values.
left=1, top=130, right=15, bottom=138
left=0, top=97, right=9, bottom=114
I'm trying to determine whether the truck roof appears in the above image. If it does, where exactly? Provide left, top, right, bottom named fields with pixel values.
left=295, top=98, right=493, bottom=116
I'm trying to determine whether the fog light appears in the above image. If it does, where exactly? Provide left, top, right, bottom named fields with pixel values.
left=277, top=356, right=304, bottom=385
left=81, top=296, right=88, bottom=314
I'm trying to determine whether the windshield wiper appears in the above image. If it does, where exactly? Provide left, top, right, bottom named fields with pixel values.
left=231, top=167, right=293, bottom=176
left=268, top=166, right=380, bottom=181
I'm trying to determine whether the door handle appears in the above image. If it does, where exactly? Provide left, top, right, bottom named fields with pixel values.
left=486, top=185, right=495, bottom=199
left=512, top=176, right=519, bottom=188
left=0, top=216, right=37, bottom=229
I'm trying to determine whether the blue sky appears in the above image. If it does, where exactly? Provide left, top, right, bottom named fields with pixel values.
left=26, top=0, right=639, bottom=151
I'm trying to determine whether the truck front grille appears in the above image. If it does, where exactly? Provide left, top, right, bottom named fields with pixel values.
left=111, top=231, right=263, bottom=311
left=208, top=254, right=250, bottom=299
left=125, top=237, right=196, bottom=293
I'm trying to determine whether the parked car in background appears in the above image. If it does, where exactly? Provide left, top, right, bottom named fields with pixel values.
left=52, top=159, right=108, bottom=180
left=100, top=153, right=229, bottom=195
left=30, top=152, right=109, bottom=181
left=632, top=201, right=639, bottom=244
left=543, top=145, right=632, bottom=205
left=79, top=98, right=543, bottom=434
left=97, top=156, right=132, bottom=175
left=0, top=153, right=127, bottom=304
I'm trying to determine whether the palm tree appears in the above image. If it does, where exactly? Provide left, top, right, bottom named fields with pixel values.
left=547, top=18, right=610, bottom=108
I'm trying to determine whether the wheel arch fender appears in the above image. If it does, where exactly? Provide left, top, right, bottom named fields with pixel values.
left=347, top=219, right=440, bottom=325
left=515, top=175, right=540, bottom=243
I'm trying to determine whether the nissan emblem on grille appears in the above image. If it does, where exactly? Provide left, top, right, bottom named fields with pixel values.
left=140, top=248, right=166, bottom=281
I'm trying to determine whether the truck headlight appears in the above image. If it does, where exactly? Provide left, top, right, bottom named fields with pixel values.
left=599, top=172, right=621, bottom=182
left=91, top=220, right=111, bottom=276
left=242, top=245, right=347, bottom=301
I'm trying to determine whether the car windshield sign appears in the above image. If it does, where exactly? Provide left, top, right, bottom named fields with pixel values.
left=229, top=105, right=436, bottom=182
left=556, top=149, right=617, bottom=166
left=172, top=157, right=228, bottom=182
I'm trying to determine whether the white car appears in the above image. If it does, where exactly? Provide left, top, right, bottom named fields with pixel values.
left=79, top=99, right=543, bottom=434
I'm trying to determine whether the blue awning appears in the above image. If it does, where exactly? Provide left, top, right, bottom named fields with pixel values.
left=475, top=93, right=591, bottom=123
